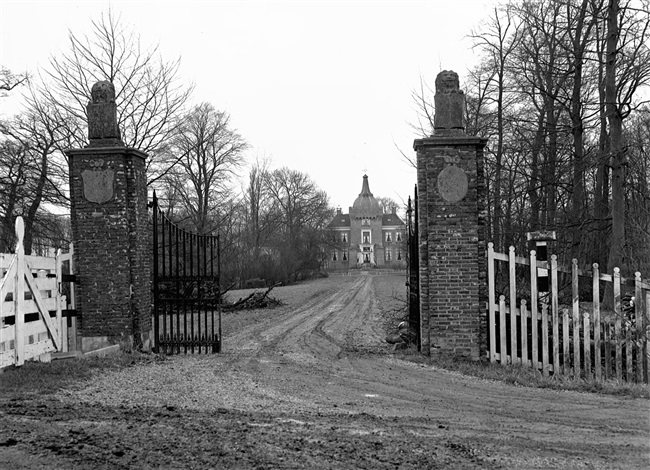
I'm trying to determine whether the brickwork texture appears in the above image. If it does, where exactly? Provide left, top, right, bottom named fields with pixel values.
left=414, top=136, right=487, bottom=358
left=66, top=147, right=151, bottom=350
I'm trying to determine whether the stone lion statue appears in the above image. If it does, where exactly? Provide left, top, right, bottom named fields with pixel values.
left=87, top=80, right=122, bottom=145
left=433, top=70, right=465, bottom=132
left=91, top=81, right=116, bottom=104
left=435, top=70, right=462, bottom=94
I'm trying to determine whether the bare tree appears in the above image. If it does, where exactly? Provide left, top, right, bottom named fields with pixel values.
left=1, top=67, right=28, bottom=96
left=603, top=0, right=650, bottom=282
left=561, top=0, right=601, bottom=260
left=264, top=168, right=333, bottom=282
left=244, top=157, right=275, bottom=261
left=376, top=196, right=400, bottom=214
left=0, top=91, right=71, bottom=254
left=163, top=103, right=247, bottom=234
left=470, top=4, right=522, bottom=250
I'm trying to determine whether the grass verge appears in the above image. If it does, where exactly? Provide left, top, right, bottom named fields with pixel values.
left=394, top=348, right=650, bottom=399
left=0, top=352, right=165, bottom=398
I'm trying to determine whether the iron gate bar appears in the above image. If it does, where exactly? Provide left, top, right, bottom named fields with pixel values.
left=195, top=234, right=199, bottom=352
left=175, top=217, right=180, bottom=354
left=190, top=231, right=194, bottom=353
left=152, top=192, right=159, bottom=352
left=151, top=191, right=221, bottom=355
left=183, top=229, right=187, bottom=354
left=407, top=186, right=421, bottom=351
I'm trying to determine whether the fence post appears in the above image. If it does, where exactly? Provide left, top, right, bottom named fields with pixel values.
left=645, top=290, right=650, bottom=383
left=592, top=273, right=603, bottom=381
left=68, top=242, right=78, bottom=351
left=563, top=302, right=570, bottom=376
left=499, top=295, right=507, bottom=365
left=542, top=302, right=549, bottom=376
left=551, top=255, right=560, bottom=374
left=521, top=299, right=528, bottom=366
left=572, top=260, right=581, bottom=378
left=634, top=272, right=644, bottom=383
left=488, top=243, right=496, bottom=362
left=593, top=268, right=602, bottom=382
left=509, top=246, right=518, bottom=364
left=614, top=267, right=622, bottom=381
left=530, top=249, right=539, bottom=370
left=55, top=248, right=66, bottom=353
left=14, top=217, right=25, bottom=367
left=586, top=264, right=597, bottom=381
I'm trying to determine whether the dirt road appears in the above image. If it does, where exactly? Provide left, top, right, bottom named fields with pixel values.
left=1, top=274, right=649, bottom=469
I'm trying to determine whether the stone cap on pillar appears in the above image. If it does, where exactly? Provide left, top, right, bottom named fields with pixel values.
left=87, top=81, right=124, bottom=148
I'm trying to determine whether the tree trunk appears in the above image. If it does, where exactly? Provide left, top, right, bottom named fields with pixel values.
left=528, top=110, right=545, bottom=231
left=23, top=146, right=50, bottom=255
left=569, top=0, right=591, bottom=262
left=604, top=0, right=626, bottom=306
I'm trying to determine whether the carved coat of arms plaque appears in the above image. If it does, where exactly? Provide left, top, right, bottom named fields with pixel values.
left=437, top=165, right=468, bottom=203
left=82, top=163, right=115, bottom=204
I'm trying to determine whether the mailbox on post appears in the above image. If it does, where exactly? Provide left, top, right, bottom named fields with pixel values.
left=527, top=231, right=556, bottom=300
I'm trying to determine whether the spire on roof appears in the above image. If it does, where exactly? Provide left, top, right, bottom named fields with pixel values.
left=359, top=174, right=373, bottom=197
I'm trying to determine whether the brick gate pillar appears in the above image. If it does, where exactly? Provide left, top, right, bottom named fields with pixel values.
left=413, top=71, right=488, bottom=359
left=65, top=81, right=151, bottom=352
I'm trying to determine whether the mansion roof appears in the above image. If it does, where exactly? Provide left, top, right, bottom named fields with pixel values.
left=327, top=175, right=405, bottom=229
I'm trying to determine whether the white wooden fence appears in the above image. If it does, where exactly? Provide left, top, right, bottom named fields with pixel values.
left=0, top=217, right=76, bottom=369
left=487, top=243, right=649, bottom=384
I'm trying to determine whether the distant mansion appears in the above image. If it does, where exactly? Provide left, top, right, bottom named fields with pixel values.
left=326, top=175, right=406, bottom=270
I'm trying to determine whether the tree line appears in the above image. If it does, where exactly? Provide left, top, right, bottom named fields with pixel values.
left=412, top=0, right=649, bottom=281
left=0, top=11, right=333, bottom=286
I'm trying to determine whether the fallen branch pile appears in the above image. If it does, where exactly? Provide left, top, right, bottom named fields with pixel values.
left=222, top=283, right=282, bottom=311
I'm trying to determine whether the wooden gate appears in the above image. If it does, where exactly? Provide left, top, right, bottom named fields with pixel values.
left=152, top=192, right=221, bottom=354
left=407, top=188, right=420, bottom=351
left=0, top=217, right=75, bottom=369
left=487, top=243, right=649, bottom=384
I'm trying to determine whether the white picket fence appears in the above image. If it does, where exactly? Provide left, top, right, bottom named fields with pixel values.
left=487, top=243, right=650, bottom=384
left=0, top=217, right=76, bottom=369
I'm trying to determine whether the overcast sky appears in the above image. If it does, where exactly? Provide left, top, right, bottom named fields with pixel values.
left=1, top=0, right=495, bottom=210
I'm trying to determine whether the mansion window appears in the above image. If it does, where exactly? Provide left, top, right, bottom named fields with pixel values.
left=342, top=233, right=347, bottom=243
left=397, top=250, right=402, bottom=260
left=342, top=250, right=348, bottom=261
left=362, top=231, right=371, bottom=244
left=332, top=251, right=337, bottom=261
left=396, top=232, right=402, bottom=242
left=386, top=250, right=392, bottom=261
left=386, top=232, right=391, bottom=242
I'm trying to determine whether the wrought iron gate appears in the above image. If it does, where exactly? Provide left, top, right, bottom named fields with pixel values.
left=152, top=192, right=221, bottom=354
left=407, top=188, right=420, bottom=351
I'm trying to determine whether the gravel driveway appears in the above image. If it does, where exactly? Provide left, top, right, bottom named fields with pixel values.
left=1, top=274, right=649, bottom=469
